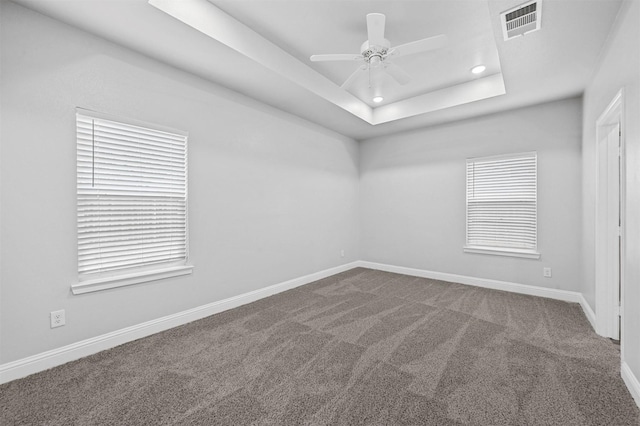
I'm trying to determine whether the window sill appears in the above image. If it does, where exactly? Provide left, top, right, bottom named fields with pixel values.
left=72, top=265, right=194, bottom=295
left=463, top=246, right=541, bottom=259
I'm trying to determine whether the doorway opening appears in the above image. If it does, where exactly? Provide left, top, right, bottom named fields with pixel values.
left=595, top=89, right=624, bottom=342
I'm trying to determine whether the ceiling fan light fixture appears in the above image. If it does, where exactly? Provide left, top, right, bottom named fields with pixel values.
left=471, top=64, right=486, bottom=74
left=373, top=96, right=384, bottom=103
left=369, top=55, right=383, bottom=68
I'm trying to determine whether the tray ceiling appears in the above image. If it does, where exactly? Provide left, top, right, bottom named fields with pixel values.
left=10, top=0, right=624, bottom=140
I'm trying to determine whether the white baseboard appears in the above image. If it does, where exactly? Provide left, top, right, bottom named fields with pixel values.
left=356, top=260, right=603, bottom=332
left=578, top=294, right=597, bottom=331
left=621, top=361, right=640, bottom=409
left=357, top=261, right=586, bottom=303
left=0, top=261, right=359, bottom=385
left=358, top=261, right=602, bottom=333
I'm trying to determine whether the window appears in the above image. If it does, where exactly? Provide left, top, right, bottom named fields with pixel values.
left=465, top=152, right=540, bottom=258
left=73, top=109, right=192, bottom=294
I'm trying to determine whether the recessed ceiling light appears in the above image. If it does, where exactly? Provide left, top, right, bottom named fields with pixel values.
left=471, top=65, right=486, bottom=74
left=373, top=96, right=384, bottom=103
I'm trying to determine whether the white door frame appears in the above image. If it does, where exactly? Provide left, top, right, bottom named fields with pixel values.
left=595, top=89, right=625, bottom=340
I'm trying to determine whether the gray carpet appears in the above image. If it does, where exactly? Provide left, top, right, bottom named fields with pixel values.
left=1, top=268, right=639, bottom=425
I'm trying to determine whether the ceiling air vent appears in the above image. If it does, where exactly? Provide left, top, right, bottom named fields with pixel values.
left=500, top=0, right=542, bottom=40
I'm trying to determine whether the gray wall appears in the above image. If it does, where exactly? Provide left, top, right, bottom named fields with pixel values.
left=360, top=97, right=583, bottom=292
left=0, top=2, right=360, bottom=363
left=581, top=0, right=640, bottom=383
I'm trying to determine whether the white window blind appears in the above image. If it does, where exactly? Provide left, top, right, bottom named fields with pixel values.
left=466, top=152, right=537, bottom=251
left=77, top=110, right=188, bottom=277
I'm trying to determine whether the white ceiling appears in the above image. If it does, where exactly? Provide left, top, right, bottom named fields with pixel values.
left=213, top=1, right=504, bottom=106
left=12, top=0, right=623, bottom=140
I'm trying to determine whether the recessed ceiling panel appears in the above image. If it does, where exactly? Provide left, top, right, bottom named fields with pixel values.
left=211, top=0, right=503, bottom=108
left=144, top=0, right=502, bottom=123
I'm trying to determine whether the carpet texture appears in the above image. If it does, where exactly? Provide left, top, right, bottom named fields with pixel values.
left=1, top=268, right=639, bottom=425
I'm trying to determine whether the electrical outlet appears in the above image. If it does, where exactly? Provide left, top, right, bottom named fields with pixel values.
left=50, top=309, right=65, bottom=328
left=543, top=267, right=552, bottom=278
left=340, top=249, right=345, bottom=258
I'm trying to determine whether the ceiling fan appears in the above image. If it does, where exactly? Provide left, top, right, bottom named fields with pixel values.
left=310, top=13, right=447, bottom=90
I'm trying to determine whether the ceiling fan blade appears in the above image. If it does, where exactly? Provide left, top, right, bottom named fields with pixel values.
left=384, top=62, right=411, bottom=85
left=341, top=65, right=367, bottom=89
left=390, top=34, right=447, bottom=58
left=310, top=53, right=362, bottom=62
left=366, top=13, right=386, bottom=46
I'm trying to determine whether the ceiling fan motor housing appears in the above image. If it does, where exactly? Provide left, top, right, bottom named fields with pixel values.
left=360, top=39, right=390, bottom=63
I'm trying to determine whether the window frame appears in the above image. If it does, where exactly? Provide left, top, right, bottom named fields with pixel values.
left=464, top=151, right=540, bottom=259
left=72, top=108, right=192, bottom=295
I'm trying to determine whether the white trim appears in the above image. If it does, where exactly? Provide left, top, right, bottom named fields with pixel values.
left=356, top=261, right=584, bottom=303
left=358, top=261, right=598, bottom=329
left=0, top=262, right=359, bottom=384
left=72, top=265, right=194, bottom=295
left=594, top=88, right=624, bottom=339
left=621, top=362, right=640, bottom=409
left=597, top=89, right=624, bottom=124
left=463, top=246, right=541, bottom=259
left=578, top=294, right=597, bottom=330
